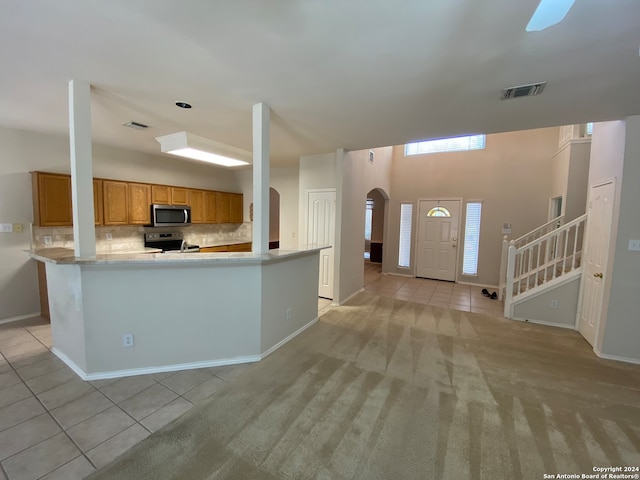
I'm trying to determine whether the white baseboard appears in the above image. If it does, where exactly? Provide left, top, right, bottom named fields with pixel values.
left=261, top=316, right=319, bottom=359
left=593, top=348, right=640, bottom=366
left=52, top=347, right=261, bottom=381
left=509, top=316, right=576, bottom=330
left=336, top=288, right=365, bottom=306
left=0, top=312, right=42, bottom=325
left=457, top=281, right=500, bottom=289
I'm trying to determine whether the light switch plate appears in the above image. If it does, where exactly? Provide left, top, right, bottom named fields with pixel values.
left=629, top=239, right=640, bottom=251
left=0, top=223, right=12, bottom=233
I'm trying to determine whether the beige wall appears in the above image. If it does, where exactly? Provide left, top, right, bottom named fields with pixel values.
left=385, top=127, right=560, bottom=286
left=512, top=277, right=580, bottom=328
left=368, top=188, right=386, bottom=243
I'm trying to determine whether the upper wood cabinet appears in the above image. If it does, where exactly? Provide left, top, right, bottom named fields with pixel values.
left=32, top=172, right=243, bottom=227
left=216, top=192, right=230, bottom=224
left=230, top=193, right=243, bottom=223
left=32, top=172, right=73, bottom=226
left=204, top=191, right=217, bottom=223
left=93, top=179, right=103, bottom=226
left=103, top=180, right=128, bottom=225
left=128, top=183, right=151, bottom=225
left=151, top=185, right=170, bottom=205
left=171, top=187, right=189, bottom=205
left=189, top=189, right=206, bottom=224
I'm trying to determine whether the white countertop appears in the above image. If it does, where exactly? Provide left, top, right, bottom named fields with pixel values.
left=28, top=245, right=329, bottom=266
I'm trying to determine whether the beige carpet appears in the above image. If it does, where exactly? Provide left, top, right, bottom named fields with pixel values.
left=88, top=292, right=640, bottom=480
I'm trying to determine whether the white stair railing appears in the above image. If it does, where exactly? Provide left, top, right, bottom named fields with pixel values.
left=512, top=215, right=564, bottom=249
left=504, top=214, right=587, bottom=318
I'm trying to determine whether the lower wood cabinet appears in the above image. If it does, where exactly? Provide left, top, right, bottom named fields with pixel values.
left=199, top=246, right=229, bottom=253
left=199, top=242, right=251, bottom=253
left=228, top=242, right=251, bottom=252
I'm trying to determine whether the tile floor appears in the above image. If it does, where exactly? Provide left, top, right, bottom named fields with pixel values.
left=361, top=261, right=505, bottom=317
left=0, top=261, right=502, bottom=479
left=0, top=318, right=251, bottom=480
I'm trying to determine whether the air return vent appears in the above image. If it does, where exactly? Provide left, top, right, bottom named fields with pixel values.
left=500, top=82, right=547, bottom=100
left=123, top=121, right=149, bottom=130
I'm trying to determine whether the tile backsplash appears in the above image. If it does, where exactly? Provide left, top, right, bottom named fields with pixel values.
left=33, top=223, right=252, bottom=253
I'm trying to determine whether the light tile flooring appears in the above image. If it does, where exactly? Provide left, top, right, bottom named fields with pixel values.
left=0, top=261, right=502, bottom=479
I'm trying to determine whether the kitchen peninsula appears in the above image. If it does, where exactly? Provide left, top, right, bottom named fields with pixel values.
left=30, top=245, right=325, bottom=379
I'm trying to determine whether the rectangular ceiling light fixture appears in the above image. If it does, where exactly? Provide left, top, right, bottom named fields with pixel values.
left=155, top=132, right=251, bottom=167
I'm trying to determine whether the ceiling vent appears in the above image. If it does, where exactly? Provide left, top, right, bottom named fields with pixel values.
left=500, top=82, right=547, bottom=100
left=123, top=121, right=149, bottom=130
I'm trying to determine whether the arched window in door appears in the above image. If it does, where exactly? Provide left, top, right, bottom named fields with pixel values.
left=426, top=206, right=451, bottom=217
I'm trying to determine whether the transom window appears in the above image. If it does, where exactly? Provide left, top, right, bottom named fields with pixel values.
left=405, top=134, right=486, bottom=156
left=426, top=206, right=451, bottom=217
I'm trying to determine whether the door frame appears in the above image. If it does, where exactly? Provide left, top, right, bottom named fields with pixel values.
left=575, top=178, right=616, bottom=348
left=414, top=197, right=463, bottom=282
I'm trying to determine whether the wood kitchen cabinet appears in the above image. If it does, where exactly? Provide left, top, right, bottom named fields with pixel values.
left=151, top=185, right=170, bottom=204
left=230, top=193, right=243, bottom=223
left=93, top=179, right=103, bottom=226
left=204, top=191, right=217, bottom=223
left=128, top=183, right=151, bottom=224
left=199, top=245, right=229, bottom=253
left=171, top=187, right=189, bottom=205
left=32, top=172, right=72, bottom=226
left=227, top=242, right=251, bottom=252
left=189, top=189, right=206, bottom=223
left=216, top=192, right=231, bottom=223
left=103, top=180, right=129, bottom=225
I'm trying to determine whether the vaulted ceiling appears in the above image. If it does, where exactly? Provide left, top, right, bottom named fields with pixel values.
left=1, top=1, right=639, bottom=166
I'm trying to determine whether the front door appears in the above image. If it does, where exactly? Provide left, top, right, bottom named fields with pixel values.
left=307, top=190, right=336, bottom=299
left=415, top=199, right=461, bottom=281
left=577, top=181, right=615, bottom=346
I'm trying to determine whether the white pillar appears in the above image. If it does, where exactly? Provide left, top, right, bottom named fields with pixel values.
left=252, top=103, right=270, bottom=254
left=69, top=80, right=96, bottom=257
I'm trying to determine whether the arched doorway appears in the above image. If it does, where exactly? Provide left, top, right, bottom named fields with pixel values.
left=269, top=187, right=280, bottom=249
left=364, top=188, right=389, bottom=283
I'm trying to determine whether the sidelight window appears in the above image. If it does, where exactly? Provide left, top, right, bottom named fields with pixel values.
left=398, top=203, right=413, bottom=268
left=462, top=202, right=482, bottom=276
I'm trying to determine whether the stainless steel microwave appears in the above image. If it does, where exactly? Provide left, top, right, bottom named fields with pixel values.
left=151, top=204, right=191, bottom=227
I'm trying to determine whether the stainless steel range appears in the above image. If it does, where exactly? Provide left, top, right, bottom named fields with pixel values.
left=144, top=232, right=200, bottom=253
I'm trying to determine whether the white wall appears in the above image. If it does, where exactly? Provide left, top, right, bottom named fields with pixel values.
left=385, top=127, right=560, bottom=287
left=0, top=173, right=39, bottom=320
left=586, top=120, right=626, bottom=356
left=0, top=126, right=244, bottom=320
left=512, top=277, right=580, bottom=328
left=298, top=153, right=337, bottom=245
left=337, top=147, right=392, bottom=303
left=236, top=166, right=300, bottom=249
left=592, top=117, right=640, bottom=362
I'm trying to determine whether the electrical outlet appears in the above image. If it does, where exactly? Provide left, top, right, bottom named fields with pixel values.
left=106, top=233, right=113, bottom=240
left=628, top=239, right=640, bottom=251
left=550, top=300, right=559, bottom=308
left=13, top=223, right=23, bottom=233
left=122, top=333, right=134, bottom=347
left=286, top=308, right=292, bottom=320
left=44, top=235, right=53, bottom=245
left=292, top=232, right=296, bottom=239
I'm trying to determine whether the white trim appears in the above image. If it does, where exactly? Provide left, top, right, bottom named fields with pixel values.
left=261, top=317, right=319, bottom=359
left=509, top=269, right=582, bottom=306
left=0, top=312, right=42, bottom=325
left=457, top=281, right=499, bottom=289
left=335, top=288, right=365, bottom=306
left=52, top=347, right=261, bottom=381
left=593, top=348, right=640, bottom=366
left=509, top=316, right=576, bottom=330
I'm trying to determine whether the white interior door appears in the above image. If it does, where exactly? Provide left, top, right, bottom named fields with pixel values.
left=416, top=199, right=460, bottom=281
left=307, top=190, right=336, bottom=299
left=577, top=181, right=615, bottom=346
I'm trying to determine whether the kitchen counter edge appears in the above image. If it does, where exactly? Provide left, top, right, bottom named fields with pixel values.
left=27, top=245, right=329, bottom=266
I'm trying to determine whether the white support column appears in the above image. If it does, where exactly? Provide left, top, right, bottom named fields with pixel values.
left=252, top=103, right=270, bottom=254
left=69, top=80, right=96, bottom=257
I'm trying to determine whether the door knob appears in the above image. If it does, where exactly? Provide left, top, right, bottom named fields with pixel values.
left=593, top=272, right=603, bottom=278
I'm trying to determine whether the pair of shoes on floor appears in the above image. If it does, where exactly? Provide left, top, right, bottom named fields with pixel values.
left=481, top=288, right=498, bottom=300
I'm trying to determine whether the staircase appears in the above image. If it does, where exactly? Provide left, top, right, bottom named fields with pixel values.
left=500, top=214, right=587, bottom=319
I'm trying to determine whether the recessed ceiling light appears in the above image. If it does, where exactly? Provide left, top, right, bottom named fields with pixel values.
left=175, top=102, right=192, bottom=109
